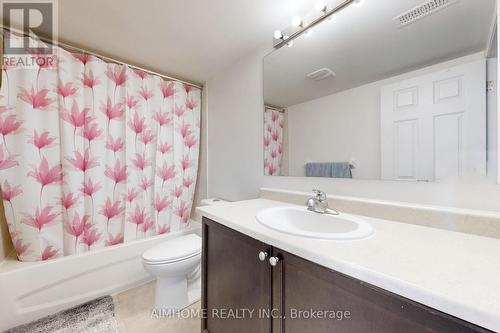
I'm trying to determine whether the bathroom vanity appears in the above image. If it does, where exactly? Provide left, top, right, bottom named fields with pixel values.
left=198, top=199, right=500, bottom=333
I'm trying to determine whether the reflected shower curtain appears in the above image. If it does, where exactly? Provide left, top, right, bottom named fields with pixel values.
left=0, top=32, right=201, bottom=262
left=264, top=107, right=284, bottom=176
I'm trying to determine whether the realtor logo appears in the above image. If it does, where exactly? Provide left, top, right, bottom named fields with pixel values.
left=1, top=0, right=58, bottom=68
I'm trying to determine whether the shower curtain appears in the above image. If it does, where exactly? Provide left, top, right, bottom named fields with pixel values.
left=0, top=32, right=201, bottom=262
left=264, top=107, right=284, bottom=176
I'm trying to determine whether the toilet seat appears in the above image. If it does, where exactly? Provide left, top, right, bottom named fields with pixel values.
left=142, top=234, right=201, bottom=265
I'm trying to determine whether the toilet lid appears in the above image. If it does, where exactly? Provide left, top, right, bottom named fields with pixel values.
left=143, top=234, right=202, bottom=264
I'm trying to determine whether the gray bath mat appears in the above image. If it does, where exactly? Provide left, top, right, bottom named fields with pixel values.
left=5, top=296, right=118, bottom=333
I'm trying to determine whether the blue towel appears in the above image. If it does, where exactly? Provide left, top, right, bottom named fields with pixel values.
left=305, top=163, right=332, bottom=177
left=305, top=162, right=352, bottom=178
left=332, top=162, right=352, bottom=178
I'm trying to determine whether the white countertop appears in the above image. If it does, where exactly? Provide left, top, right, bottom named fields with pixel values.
left=197, top=199, right=500, bottom=332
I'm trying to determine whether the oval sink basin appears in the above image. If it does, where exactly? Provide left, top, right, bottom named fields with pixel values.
left=256, top=206, right=374, bottom=240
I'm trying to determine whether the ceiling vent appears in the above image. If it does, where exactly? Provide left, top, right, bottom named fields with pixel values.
left=393, top=0, right=458, bottom=28
left=306, top=68, right=336, bottom=81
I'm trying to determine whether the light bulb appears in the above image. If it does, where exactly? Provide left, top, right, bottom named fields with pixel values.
left=273, top=30, right=284, bottom=40
left=283, top=35, right=293, bottom=47
left=291, top=16, right=303, bottom=27
left=315, top=0, right=327, bottom=12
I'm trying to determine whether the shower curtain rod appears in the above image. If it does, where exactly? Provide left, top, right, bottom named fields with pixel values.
left=1, top=26, right=203, bottom=89
left=265, top=104, right=285, bottom=112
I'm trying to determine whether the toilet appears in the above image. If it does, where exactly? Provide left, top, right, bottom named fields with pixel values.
left=142, top=234, right=202, bottom=310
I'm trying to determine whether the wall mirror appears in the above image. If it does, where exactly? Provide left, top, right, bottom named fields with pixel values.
left=263, top=0, right=498, bottom=184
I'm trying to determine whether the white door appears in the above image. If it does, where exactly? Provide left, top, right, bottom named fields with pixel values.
left=381, top=59, right=486, bottom=181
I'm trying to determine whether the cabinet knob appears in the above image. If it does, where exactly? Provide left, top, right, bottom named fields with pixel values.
left=269, top=256, right=280, bottom=266
left=258, top=251, right=268, bottom=261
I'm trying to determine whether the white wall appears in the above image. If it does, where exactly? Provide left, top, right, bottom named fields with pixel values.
left=497, top=0, right=500, bottom=184
left=205, top=44, right=269, bottom=201
left=287, top=53, right=489, bottom=179
left=287, top=82, right=380, bottom=178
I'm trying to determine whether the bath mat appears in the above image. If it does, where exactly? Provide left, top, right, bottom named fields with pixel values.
left=5, top=296, right=118, bottom=333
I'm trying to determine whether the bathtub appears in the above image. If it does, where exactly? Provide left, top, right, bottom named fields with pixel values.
left=0, top=222, right=201, bottom=331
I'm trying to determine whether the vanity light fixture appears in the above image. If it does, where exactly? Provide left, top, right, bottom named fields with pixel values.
left=273, top=0, right=356, bottom=49
left=315, top=0, right=331, bottom=14
left=274, top=30, right=293, bottom=47
left=274, top=30, right=292, bottom=46
left=291, top=16, right=304, bottom=28
left=273, top=30, right=284, bottom=40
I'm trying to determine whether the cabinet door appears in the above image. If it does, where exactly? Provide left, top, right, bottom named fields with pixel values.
left=202, top=218, right=272, bottom=333
left=272, top=248, right=490, bottom=333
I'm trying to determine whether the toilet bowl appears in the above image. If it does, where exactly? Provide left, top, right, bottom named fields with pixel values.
left=142, top=234, right=202, bottom=310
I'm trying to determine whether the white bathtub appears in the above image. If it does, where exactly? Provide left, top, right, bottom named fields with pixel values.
left=0, top=222, right=201, bottom=331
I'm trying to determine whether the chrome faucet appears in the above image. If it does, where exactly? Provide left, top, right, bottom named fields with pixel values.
left=306, top=189, right=339, bottom=215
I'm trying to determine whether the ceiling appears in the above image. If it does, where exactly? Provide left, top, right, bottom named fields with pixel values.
left=264, top=0, right=497, bottom=107
left=9, top=0, right=314, bottom=85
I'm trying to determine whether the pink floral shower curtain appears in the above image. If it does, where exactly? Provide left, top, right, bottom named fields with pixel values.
left=264, top=107, right=284, bottom=176
left=0, top=32, right=201, bottom=262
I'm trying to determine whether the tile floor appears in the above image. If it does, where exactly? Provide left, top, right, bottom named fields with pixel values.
left=113, top=282, right=200, bottom=333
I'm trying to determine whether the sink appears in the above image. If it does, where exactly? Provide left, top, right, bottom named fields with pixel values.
left=256, top=206, right=374, bottom=240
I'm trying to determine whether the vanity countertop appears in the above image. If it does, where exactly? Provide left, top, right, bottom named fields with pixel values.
left=197, top=198, right=500, bottom=332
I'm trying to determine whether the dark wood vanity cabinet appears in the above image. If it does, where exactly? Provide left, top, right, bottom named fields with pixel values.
left=202, top=218, right=492, bottom=333
left=201, top=217, right=272, bottom=333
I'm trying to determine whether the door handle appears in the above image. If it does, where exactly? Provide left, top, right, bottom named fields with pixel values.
left=258, top=251, right=269, bottom=261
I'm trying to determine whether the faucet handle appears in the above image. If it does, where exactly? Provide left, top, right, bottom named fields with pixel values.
left=312, top=189, right=327, bottom=201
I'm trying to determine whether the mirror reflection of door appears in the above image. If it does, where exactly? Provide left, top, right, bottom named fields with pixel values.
left=381, top=59, right=486, bottom=182
left=263, top=0, right=497, bottom=183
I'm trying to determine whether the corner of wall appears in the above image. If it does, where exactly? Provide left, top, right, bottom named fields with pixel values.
left=205, top=42, right=272, bottom=202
